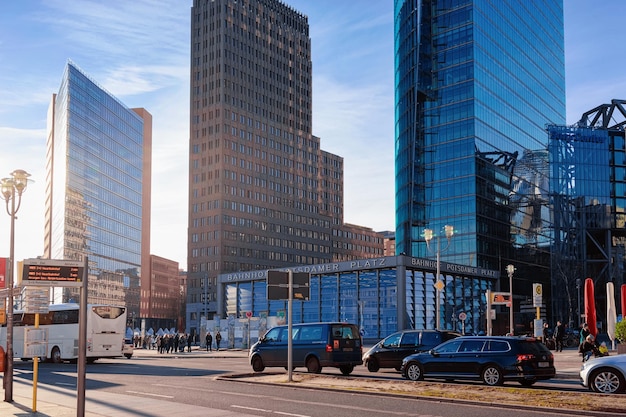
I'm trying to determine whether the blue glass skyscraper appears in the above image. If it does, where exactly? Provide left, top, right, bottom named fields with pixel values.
left=394, top=1, right=565, bottom=276
left=45, top=62, right=151, bottom=309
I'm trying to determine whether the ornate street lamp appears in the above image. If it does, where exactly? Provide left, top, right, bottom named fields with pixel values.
left=506, top=264, right=516, bottom=336
left=424, top=225, right=454, bottom=330
left=1, top=169, right=31, bottom=403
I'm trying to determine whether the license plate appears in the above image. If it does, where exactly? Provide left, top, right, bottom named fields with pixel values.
left=538, top=362, right=549, bottom=367
left=343, top=348, right=353, bottom=351
left=103, top=344, right=112, bottom=348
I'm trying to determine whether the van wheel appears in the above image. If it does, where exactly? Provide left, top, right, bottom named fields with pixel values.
left=306, top=357, right=322, bottom=374
left=124, top=354, right=133, bottom=359
left=339, top=365, right=354, bottom=375
left=251, top=356, right=265, bottom=372
left=50, top=347, right=62, bottom=364
left=366, top=359, right=380, bottom=372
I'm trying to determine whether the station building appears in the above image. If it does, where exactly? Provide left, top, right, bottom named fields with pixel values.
left=217, top=255, right=499, bottom=341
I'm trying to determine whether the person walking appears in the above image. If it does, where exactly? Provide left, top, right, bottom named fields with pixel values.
left=554, top=320, right=565, bottom=352
left=215, top=330, right=222, bottom=351
left=187, top=333, right=193, bottom=352
left=206, top=331, right=213, bottom=352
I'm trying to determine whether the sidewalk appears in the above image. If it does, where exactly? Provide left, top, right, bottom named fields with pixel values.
left=0, top=345, right=602, bottom=416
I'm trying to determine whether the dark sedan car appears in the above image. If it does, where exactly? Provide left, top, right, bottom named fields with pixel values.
left=363, top=329, right=461, bottom=372
left=401, top=336, right=555, bottom=386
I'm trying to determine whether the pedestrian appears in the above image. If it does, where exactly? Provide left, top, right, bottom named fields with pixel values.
left=542, top=322, right=549, bottom=341
left=554, top=320, right=565, bottom=352
left=215, top=330, right=222, bottom=351
left=187, top=333, right=193, bottom=352
left=580, top=334, right=600, bottom=362
left=580, top=322, right=590, bottom=345
left=206, top=331, right=213, bottom=352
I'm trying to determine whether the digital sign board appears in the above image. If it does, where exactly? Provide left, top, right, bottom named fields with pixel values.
left=21, top=259, right=84, bottom=283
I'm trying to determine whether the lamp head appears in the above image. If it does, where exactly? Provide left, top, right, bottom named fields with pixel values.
left=10, top=169, right=31, bottom=194
left=444, top=225, right=454, bottom=239
left=0, top=178, right=14, bottom=200
left=424, top=228, right=433, bottom=242
left=506, top=264, right=515, bottom=275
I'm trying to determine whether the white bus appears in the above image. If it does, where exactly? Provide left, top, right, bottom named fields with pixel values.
left=0, top=303, right=128, bottom=363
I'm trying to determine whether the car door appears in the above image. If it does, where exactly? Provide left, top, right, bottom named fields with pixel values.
left=454, top=339, right=487, bottom=377
left=376, top=332, right=402, bottom=368
left=422, top=339, right=463, bottom=377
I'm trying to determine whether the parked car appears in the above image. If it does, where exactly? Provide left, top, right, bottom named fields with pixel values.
left=400, top=335, right=555, bottom=386
left=580, top=353, right=626, bottom=394
left=249, top=322, right=362, bottom=375
left=363, top=329, right=461, bottom=372
left=123, top=338, right=134, bottom=359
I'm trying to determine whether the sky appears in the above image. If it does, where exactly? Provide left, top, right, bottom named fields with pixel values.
left=0, top=0, right=622, bottom=272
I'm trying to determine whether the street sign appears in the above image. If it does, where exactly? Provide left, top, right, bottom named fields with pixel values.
left=266, top=270, right=310, bottom=300
left=490, top=291, right=512, bottom=305
left=533, top=283, right=542, bottom=307
left=458, top=312, right=467, bottom=321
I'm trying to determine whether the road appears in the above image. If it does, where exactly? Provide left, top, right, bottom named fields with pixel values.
left=3, top=348, right=615, bottom=417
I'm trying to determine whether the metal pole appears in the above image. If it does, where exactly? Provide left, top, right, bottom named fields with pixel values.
left=77, top=256, right=88, bottom=417
left=576, top=279, right=581, bottom=327
left=4, top=193, right=15, bottom=402
left=509, top=270, right=514, bottom=335
left=435, top=241, right=440, bottom=331
left=287, top=270, right=293, bottom=382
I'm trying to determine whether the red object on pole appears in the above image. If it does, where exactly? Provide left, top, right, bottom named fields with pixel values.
left=584, top=278, right=597, bottom=336
left=621, top=285, right=626, bottom=319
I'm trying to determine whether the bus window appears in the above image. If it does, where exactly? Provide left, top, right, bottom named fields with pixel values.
left=91, top=306, right=125, bottom=320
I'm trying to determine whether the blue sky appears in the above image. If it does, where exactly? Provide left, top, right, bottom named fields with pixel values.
left=0, top=0, right=621, bottom=271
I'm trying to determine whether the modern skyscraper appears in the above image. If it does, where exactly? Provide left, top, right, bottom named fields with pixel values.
left=188, top=0, right=383, bottom=333
left=394, top=0, right=566, bottom=323
left=45, top=61, right=151, bottom=317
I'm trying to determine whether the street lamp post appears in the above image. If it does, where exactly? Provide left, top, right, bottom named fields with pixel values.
left=424, top=225, right=454, bottom=330
left=1, top=169, right=31, bottom=403
left=506, top=264, right=515, bottom=336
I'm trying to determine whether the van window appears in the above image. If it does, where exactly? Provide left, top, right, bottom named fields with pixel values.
left=298, top=325, right=323, bottom=341
left=400, top=332, right=418, bottom=347
left=331, top=325, right=356, bottom=339
left=421, top=332, right=442, bottom=346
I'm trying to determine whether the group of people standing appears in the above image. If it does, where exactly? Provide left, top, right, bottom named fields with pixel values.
left=156, top=333, right=194, bottom=354
left=205, top=330, right=222, bottom=351
left=543, top=321, right=608, bottom=361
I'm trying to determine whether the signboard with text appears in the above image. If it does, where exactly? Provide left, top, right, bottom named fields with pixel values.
left=22, top=258, right=83, bottom=284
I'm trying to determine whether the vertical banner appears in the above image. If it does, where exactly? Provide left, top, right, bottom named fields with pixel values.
left=606, top=282, right=617, bottom=343
left=584, top=278, right=597, bottom=336
left=0, top=257, right=6, bottom=289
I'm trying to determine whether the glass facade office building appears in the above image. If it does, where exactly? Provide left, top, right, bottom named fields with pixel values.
left=394, top=1, right=565, bottom=308
left=218, top=255, right=498, bottom=339
left=45, top=62, right=147, bottom=306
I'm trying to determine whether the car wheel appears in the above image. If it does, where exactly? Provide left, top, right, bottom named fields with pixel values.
left=124, top=354, right=133, bottom=359
left=519, top=380, right=536, bottom=387
left=366, top=359, right=380, bottom=372
left=306, top=357, right=322, bottom=374
left=590, top=368, right=625, bottom=394
left=50, top=346, right=62, bottom=364
left=339, top=364, right=354, bottom=375
left=251, top=356, right=265, bottom=372
left=405, top=362, right=424, bottom=381
left=481, top=365, right=504, bottom=386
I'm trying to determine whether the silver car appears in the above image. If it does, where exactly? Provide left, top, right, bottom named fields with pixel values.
left=580, top=354, right=626, bottom=394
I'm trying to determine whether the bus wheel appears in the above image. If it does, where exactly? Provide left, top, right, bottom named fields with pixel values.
left=87, top=358, right=96, bottom=364
left=50, top=347, right=62, bottom=364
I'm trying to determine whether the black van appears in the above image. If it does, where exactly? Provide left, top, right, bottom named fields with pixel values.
left=249, top=322, right=362, bottom=375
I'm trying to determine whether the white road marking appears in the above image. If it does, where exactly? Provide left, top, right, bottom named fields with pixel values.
left=126, top=390, right=174, bottom=399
